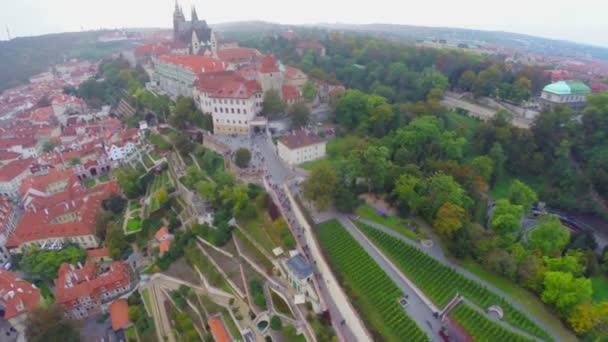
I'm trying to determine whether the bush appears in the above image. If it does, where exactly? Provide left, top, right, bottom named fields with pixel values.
left=235, top=148, right=252, bottom=168
left=270, top=315, right=282, bottom=331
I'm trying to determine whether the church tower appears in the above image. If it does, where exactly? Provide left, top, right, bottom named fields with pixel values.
left=173, top=0, right=185, bottom=42
left=191, top=6, right=199, bottom=22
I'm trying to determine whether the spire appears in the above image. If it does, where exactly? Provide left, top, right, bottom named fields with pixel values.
left=191, top=5, right=199, bottom=22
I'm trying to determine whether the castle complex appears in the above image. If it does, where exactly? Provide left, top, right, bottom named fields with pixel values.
left=172, top=1, right=217, bottom=56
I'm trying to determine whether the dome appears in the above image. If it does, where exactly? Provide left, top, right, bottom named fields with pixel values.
left=543, top=80, right=591, bottom=95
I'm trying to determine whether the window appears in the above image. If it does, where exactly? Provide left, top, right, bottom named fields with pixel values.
left=237, top=109, right=241, bottom=114
left=231, top=108, right=235, bottom=114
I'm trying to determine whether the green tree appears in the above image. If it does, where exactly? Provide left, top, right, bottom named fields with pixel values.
left=235, top=148, right=252, bottom=168
left=333, top=89, right=369, bottom=130
left=303, top=164, right=339, bottom=210
left=357, top=145, right=391, bottom=192
left=156, top=188, right=168, bottom=205
left=173, top=134, right=193, bottom=157
left=107, top=221, right=132, bottom=259
left=469, top=156, right=494, bottom=183
left=302, top=81, right=317, bottom=102
left=433, top=202, right=466, bottom=238
left=544, top=251, right=586, bottom=277
left=457, top=70, right=476, bottom=91
left=102, top=193, right=127, bottom=214
left=508, top=180, right=538, bottom=212
left=541, top=271, right=592, bottom=315
left=334, top=187, right=358, bottom=213
left=270, top=315, right=283, bottom=331
left=490, top=199, right=523, bottom=237
left=19, top=245, right=86, bottom=282
left=517, top=254, right=546, bottom=292
left=262, top=90, right=286, bottom=117
left=527, top=215, right=570, bottom=256
left=425, top=173, right=469, bottom=219
left=512, top=76, right=532, bottom=103
left=25, top=305, right=79, bottom=342
left=114, top=167, right=143, bottom=199
left=69, top=157, right=81, bottom=165
left=289, top=102, right=311, bottom=128
left=473, top=65, right=502, bottom=97
left=488, top=142, right=507, bottom=182
left=42, top=140, right=59, bottom=152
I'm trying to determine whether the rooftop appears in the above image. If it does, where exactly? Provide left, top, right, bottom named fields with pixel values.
left=286, top=254, right=314, bottom=280
left=158, top=54, right=226, bottom=74
left=109, top=299, right=131, bottom=331
left=279, top=129, right=325, bottom=150
left=208, top=316, right=232, bottom=342
left=0, top=270, right=41, bottom=319
left=543, top=80, right=591, bottom=95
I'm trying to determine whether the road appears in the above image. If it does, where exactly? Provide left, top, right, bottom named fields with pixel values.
left=441, top=95, right=532, bottom=129
left=357, top=218, right=560, bottom=342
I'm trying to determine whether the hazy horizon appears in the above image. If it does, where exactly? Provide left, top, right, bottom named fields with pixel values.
left=2, top=0, right=607, bottom=48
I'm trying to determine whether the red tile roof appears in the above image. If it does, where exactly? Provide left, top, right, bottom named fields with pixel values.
left=0, top=151, right=21, bottom=161
left=0, top=197, right=15, bottom=235
left=155, top=227, right=169, bottom=241
left=217, top=48, right=260, bottom=64
left=87, top=248, right=110, bottom=258
left=0, top=158, right=33, bottom=182
left=282, top=85, right=301, bottom=101
left=109, top=299, right=131, bottom=331
left=159, top=240, right=172, bottom=257
left=208, top=316, right=232, bottom=342
left=0, top=270, right=41, bottom=319
left=158, top=54, right=226, bottom=74
left=196, top=71, right=262, bottom=99
left=55, top=261, right=130, bottom=309
left=279, top=129, right=325, bottom=149
left=284, top=66, right=305, bottom=80
left=20, top=168, right=76, bottom=197
left=259, top=55, right=279, bottom=73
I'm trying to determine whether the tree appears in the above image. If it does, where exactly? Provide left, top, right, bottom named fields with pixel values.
left=357, top=145, right=391, bottom=192
left=102, top=193, right=127, bottom=214
left=114, top=167, right=143, bottom=199
left=473, top=65, right=502, bottom=97
left=490, top=199, right=523, bottom=237
left=95, top=209, right=114, bottom=240
left=156, top=188, right=168, bottom=205
left=488, top=142, right=507, bottom=183
left=483, top=249, right=517, bottom=279
left=527, top=215, right=570, bottom=256
left=469, top=156, right=494, bottom=183
left=541, top=271, right=592, bottom=315
left=508, top=180, right=538, bottom=212
left=289, top=102, right=311, bottom=128
left=235, top=148, right=252, bottom=168
left=302, top=80, right=317, bottom=102
left=107, top=221, right=132, bottom=259
left=517, top=254, right=546, bottom=292
left=544, top=252, right=586, bottom=277
left=270, top=315, right=283, bottom=331
left=19, top=245, right=86, bottom=282
left=262, top=90, right=286, bottom=117
left=26, top=305, right=79, bottom=342
left=433, top=202, right=466, bottom=238
left=334, top=187, right=358, bottom=213
left=173, top=134, right=193, bottom=156
left=42, top=140, right=59, bottom=152
left=568, top=304, right=594, bottom=335
left=458, top=70, right=476, bottom=92
left=303, top=164, right=338, bottom=210
left=69, top=157, right=81, bottom=165
left=512, top=76, right=532, bottom=103
left=425, top=173, right=469, bottom=219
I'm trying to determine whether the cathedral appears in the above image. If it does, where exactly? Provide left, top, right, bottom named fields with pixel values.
left=173, top=1, right=217, bottom=56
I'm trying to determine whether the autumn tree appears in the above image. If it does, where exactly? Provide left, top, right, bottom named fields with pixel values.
left=303, top=164, right=339, bottom=210
left=434, top=202, right=466, bottom=238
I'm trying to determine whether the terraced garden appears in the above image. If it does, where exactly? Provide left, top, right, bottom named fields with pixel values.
left=357, top=222, right=552, bottom=341
left=451, top=304, right=533, bottom=342
left=317, top=220, right=428, bottom=342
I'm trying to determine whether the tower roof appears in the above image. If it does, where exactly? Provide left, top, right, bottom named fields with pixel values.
left=191, top=5, right=199, bottom=21
left=543, top=80, right=591, bottom=95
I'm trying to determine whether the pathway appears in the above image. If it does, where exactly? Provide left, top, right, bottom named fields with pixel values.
left=355, top=218, right=560, bottom=341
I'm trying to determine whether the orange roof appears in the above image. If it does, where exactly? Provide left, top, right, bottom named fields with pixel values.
left=280, top=129, right=325, bottom=149
left=259, top=55, right=279, bottom=73
left=282, top=85, right=301, bottom=100
left=109, top=299, right=131, bottom=331
left=0, top=270, right=41, bottom=319
left=155, top=227, right=169, bottom=241
left=208, top=316, right=232, bottom=342
left=0, top=158, right=33, bottom=182
left=285, top=65, right=305, bottom=80
left=217, top=48, right=260, bottom=63
left=20, top=168, right=76, bottom=197
left=159, top=240, right=172, bottom=257
left=87, top=248, right=110, bottom=258
left=158, top=54, right=226, bottom=74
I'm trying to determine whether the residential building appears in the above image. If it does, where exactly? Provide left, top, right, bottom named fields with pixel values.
left=0, top=198, right=20, bottom=247
left=54, top=261, right=133, bottom=320
left=0, top=137, right=42, bottom=158
left=155, top=227, right=174, bottom=257
left=195, top=71, right=263, bottom=135
left=0, top=158, right=33, bottom=198
left=282, top=85, right=302, bottom=105
left=152, top=54, right=226, bottom=98
left=540, top=80, right=591, bottom=111
left=74, top=157, right=112, bottom=181
left=0, top=270, right=41, bottom=338
left=86, top=248, right=112, bottom=263
left=51, top=94, right=87, bottom=125
left=277, top=130, right=326, bottom=165
left=109, top=299, right=132, bottom=331
left=283, top=253, right=317, bottom=300
left=208, top=315, right=233, bottom=342
left=284, top=66, right=308, bottom=89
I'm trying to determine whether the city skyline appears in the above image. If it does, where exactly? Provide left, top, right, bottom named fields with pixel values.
left=1, top=0, right=608, bottom=47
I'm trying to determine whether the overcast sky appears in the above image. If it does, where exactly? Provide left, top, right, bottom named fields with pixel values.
left=1, top=0, right=608, bottom=47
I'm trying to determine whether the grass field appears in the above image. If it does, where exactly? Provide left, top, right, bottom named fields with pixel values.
left=316, top=219, right=428, bottom=342
left=452, top=304, right=533, bottom=342
left=126, top=218, right=142, bottom=232
left=99, top=175, right=110, bottom=183
left=592, top=276, right=608, bottom=303
left=356, top=204, right=417, bottom=240
left=125, top=326, right=137, bottom=341
left=234, top=230, right=274, bottom=274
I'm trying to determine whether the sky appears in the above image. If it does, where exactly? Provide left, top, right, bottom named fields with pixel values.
left=1, top=0, right=608, bottom=47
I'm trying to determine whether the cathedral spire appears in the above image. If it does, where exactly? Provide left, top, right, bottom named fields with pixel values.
left=191, top=5, right=199, bottom=22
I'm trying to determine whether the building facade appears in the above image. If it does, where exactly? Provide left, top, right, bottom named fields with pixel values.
left=152, top=54, right=226, bottom=98
left=277, top=130, right=327, bottom=165
left=540, top=80, right=591, bottom=111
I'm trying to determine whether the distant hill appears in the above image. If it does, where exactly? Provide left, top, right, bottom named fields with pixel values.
left=0, top=31, right=136, bottom=92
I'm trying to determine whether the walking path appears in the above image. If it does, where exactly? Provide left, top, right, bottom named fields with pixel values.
left=356, top=218, right=560, bottom=341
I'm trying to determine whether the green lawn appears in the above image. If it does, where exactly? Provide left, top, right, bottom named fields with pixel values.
left=84, top=178, right=96, bottom=188
left=592, top=276, right=608, bottom=303
left=129, top=201, right=141, bottom=211
left=356, top=204, right=417, bottom=240
left=141, top=288, right=152, bottom=315
left=125, top=326, right=137, bottom=341
left=99, top=175, right=110, bottom=183
left=149, top=133, right=172, bottom=150
left=300, top=157, right=341, bottom=171
left=220, top=309, right=241, bottom=340
left=490, top=175, right=544, bottom=200
left=459, top=259, right=576, bottom=341
left=127, top=218, right=142, bottom=232
left=234, top=230, right=274, bottom=274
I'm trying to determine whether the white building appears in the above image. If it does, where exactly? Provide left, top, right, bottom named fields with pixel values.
left=195, top=71, right=263, bottom=135
left=106, top=142, right=137, bottom=161
left=540, top=80, right=591, bottom=111
left=277, top=130, right=326, bottom=166
left=152, top=54, right=226, bottom=98
left=282, top=253, right=319, bottom=306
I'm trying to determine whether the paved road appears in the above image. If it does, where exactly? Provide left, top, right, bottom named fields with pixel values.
left=338, top=216, right=442, bottom=341
left=357, top=218, right=560, bottom=342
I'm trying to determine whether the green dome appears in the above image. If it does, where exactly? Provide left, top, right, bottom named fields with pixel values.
left=543, top=80, right=591, bottom=95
